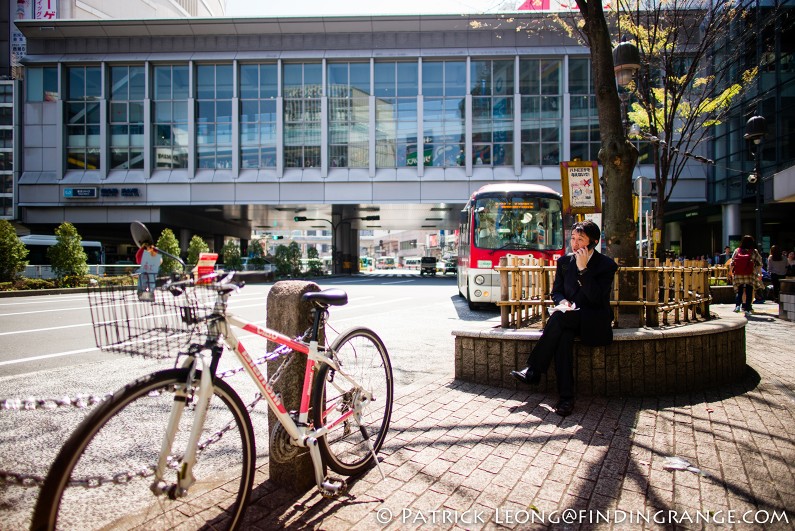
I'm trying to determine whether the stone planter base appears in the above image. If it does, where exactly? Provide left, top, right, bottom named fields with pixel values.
left=453, top=313, right=747, bottom=397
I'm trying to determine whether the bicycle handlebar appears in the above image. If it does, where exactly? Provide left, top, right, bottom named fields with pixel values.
left=161, top=270, right=246, bottom=298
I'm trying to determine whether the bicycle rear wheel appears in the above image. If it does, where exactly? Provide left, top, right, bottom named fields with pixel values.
left=312, top=327, right=393, bottom=476
left=31, top=368, right=255, bottom=531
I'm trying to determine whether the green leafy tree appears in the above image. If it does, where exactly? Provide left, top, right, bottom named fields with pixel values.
left=0, top=220, right=28, bottom=282
left=274, top=242, right=302, bottom=277
left=247, top=238, right=268, bottom=270
left=156, top=228, right=182, bottom=275
left=306, top=246, right=324, bottom=276
left=47, top=222, right=88, bottom=281
left=222, top=240, right=243, bottom=270
left=619, top=0, right=762, bottom=257
left=186, top=235, right=210, bottom=266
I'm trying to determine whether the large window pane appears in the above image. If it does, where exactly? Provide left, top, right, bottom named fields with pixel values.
left=375, top=62, right=417, bottom=168
left=521, top=58, right=562, bottom=166
left=567, top=58, right=600, bottom=161
left=195, top=64, right=234, bottom=169
left=153, top=65, right=189, bottom=169
left=471, top=60, right=513, bottom=166
left=327, top=62, right=369, bottom=168
left=66, top=66, right=102, bottom=170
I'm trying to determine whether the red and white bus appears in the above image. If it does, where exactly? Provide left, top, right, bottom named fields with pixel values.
left=457, top=183, right=565, bottom=309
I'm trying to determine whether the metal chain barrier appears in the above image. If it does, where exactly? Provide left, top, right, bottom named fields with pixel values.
left=0, top=329, right=318, bottom=489
left=1, top=394, right=111, bottom=411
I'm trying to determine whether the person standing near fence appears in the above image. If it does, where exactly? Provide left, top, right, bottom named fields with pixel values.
left=137, top=241, right=162, bottom=300
left=767, top=245, right=787, bottom=303
left=510, top=220, right=617, bottom=417
left=730, top=235, right=763, bottom=316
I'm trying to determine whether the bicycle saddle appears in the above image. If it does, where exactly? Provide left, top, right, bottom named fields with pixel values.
left=302, top=288, right=348, bottom=307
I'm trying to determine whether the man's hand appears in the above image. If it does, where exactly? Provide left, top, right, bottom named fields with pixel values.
left=574, top=247, right=589, bottom=271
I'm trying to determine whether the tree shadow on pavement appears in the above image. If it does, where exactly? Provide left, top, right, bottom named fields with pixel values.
left=427, top=367, right=794, bottom=525
left=230, top=362, right=790, bottom=529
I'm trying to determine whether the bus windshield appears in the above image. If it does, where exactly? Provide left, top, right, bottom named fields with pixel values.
left=473, top=194, right=563, bottom=251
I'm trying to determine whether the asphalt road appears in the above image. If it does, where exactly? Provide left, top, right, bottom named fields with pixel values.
left=0, top=269, right=500, bottom=529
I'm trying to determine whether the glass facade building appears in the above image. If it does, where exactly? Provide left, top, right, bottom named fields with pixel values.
left=14, top=11, right=790, bottom=258
left=0, top=82, right=13, bottom=218
left=20, top=58, right=608, bottom=176
left=707, top=0, right=795, bottom=253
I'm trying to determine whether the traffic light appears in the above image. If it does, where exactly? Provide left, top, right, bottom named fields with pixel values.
left=272, top=235, right=284, bottom=240
left=294, top=216, right=307, bottom=222
left=361, top=215, right=380, bottom=221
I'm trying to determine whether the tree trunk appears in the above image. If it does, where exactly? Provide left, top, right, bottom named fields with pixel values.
left=579, top=1, right=638, bottom=264
left=578, top=0, right=639, bottom=315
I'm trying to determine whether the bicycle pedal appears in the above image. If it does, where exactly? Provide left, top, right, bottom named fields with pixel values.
left=320, top=477, right=347, bottom=497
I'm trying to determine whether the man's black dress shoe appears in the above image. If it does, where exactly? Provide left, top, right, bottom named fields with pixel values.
left=554, top=398, right=575, bottom=417
left=510, top=366, right=541, bottom=385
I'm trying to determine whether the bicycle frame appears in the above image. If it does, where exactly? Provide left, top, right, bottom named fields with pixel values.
left=162, top=289, right=375, bottom=496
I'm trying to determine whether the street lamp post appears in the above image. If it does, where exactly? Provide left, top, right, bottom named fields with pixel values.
left=744, top=115, right=767, bottom=248
left=614, top=38, right=644, bottom=258
left=613, top=38, right=641, bottom=135
left=294, top=215, right=380, bottom=274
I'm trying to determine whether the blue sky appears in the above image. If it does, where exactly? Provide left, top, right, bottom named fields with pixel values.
left=224, top=0, right=515, bottom=17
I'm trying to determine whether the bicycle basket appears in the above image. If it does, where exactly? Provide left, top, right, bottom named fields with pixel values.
left=87, top=278, right=217, bottom=358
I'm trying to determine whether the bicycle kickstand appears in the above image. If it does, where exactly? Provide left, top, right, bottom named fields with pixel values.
left=355, top=415, right=386, bottom=481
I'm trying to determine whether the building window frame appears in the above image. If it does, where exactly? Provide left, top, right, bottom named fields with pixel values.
left=470, top=59, right=515, bottom=167
left=422, top=60, right=467, bottom=168
left=327, top=62, right=370, bottom=168
left=239, top=63, right=278, bottom=169
left=65, top=65, right=102, bottom=171
left=520, top=58, right=562, bottom=166
left=196, top=63, right=233, bottom=169
left=283, top=63, right=322, bottom=168
left=374, top=61, right=418, bottom=168
left=109, top=65, right=145, bottom=170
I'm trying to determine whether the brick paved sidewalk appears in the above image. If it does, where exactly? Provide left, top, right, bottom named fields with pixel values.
left=239, top=304, right=795, bottom=530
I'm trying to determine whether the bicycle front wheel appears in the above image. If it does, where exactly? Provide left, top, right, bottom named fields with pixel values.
left=31, top=368, right=255, bottom=531
left=312, top=327, right=393, bottom=476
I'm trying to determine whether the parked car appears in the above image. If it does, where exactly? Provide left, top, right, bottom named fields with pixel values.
left=420, top=256, right=437, bottom=276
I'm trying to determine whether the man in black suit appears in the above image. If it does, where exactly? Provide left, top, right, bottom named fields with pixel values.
left=719, top=246, right=732, bottom=265
left=511, top=220, right=618, bottom=417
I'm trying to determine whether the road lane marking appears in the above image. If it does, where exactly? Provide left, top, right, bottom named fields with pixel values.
left=0, top=323, right=91, bottom=336
left=0, top=299, right=269, bottom=319
left=0, top=347, right=100, bottom=366
left=0, top=305, right=88, bottom=316
left=382, top=280, right=416, bottom=285
left=0, top=295, right=88, bottom=306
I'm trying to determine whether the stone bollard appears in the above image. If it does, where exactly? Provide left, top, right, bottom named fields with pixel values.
left=266, top=280, right=321, bottom=492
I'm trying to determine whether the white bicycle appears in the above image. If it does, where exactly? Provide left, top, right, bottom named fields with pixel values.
left=31, top=222, right=393, bottom=530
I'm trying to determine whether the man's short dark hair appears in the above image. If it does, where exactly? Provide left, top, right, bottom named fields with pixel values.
left=571, top=220, right=601, bottom=245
